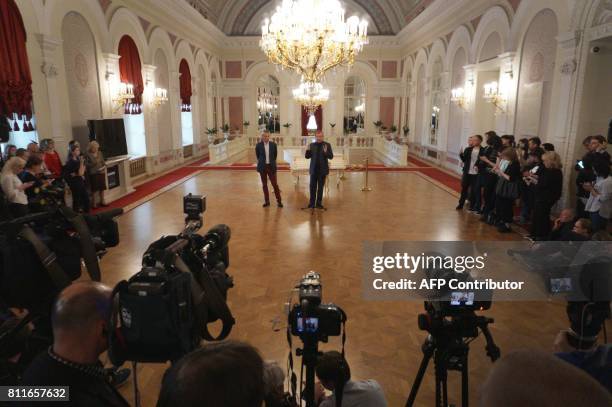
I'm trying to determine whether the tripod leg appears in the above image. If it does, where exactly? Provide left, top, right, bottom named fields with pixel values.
left=406, top=348, right=433, bottom=407
left=462, top=355, right=469, bottom=407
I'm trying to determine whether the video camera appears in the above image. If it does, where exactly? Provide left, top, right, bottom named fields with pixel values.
left=108, top=194, right=235, bottom=366
left=289, top=271, right=345, bottom=341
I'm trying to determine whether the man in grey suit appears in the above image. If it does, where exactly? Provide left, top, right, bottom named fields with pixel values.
left=305, top=130, right=333, bottom=209
left=255, top=131, right=283, bottom=207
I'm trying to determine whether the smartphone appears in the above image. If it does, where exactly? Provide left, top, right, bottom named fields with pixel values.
left=550, top=277, right=572, bottom=294
left=530, top=165, right=539, bottom=174
left=576, top=160, right=584, bottom=169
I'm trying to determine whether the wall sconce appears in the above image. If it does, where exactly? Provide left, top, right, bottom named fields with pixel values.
left=152, top=87, right=168, bottom=107
left=111, top=80, right=134, bottom=110
left=450, top=87, right=467, bottom=109
left=483, top=81, right=506, bottom=113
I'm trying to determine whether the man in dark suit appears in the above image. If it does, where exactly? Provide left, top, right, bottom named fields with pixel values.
left=457, top=134, right=482, bottom=210
left=305, top=131, right=333, bottom=209
left=255, top=131, right=283, bottom=207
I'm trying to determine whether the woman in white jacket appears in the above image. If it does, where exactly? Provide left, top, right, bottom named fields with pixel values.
left=1, top=156, right=33, bottom=217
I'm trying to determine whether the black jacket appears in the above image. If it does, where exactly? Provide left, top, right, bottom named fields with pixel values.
left=305, top=142, right=333, bottom=176
left=21, top=351, right=129, bottom=407
left=535, top=167, right=563, bottom=204
left=459, top=146, right=480, bottom=175
left=255, top=141, right=278, bottom=173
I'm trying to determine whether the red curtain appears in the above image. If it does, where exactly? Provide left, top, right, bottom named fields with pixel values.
left=118, top=35, right=143, bottom=113
left=0, top=0, right=34, bottom=131
left=179, top=59, right=192, bottom=109
left=301, top=105, right=322, bottom=136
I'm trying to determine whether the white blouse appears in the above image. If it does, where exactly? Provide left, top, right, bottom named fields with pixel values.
left=1, top=173, right=28, bottom=205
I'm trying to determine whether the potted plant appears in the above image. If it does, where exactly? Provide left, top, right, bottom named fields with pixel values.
left=373, top=120, right=383, bottom=134
left=390, top=125, right=398, bottom=135
left=206, top=128, right=217, bottom=144
left=403, top=125, right=410, bottom=137
left=282, top=122, right=292, bottom=135
left=329, top=122, right=336, bottom=136
left=243, top=121, right=250, bottom=134
left=220, top=123, right=230, bottom=140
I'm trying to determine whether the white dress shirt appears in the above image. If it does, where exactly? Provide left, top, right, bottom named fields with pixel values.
left=264, top=141, right=270, bottom=164
left=469, top=147, right=480, bottom=175
left=585, top=176, right=612, bottom=219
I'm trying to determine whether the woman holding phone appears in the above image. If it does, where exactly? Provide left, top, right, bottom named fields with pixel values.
left=1, top=157, right=33, bottom=217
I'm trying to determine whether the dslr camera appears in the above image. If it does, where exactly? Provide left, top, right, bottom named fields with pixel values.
left=289, top=271, right=345, bottom=341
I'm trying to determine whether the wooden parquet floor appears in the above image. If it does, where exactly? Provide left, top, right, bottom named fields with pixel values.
left=100, top=170, right=610, bottom=406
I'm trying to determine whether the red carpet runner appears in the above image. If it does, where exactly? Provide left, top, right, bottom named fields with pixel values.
left=97, top=155, right=462, bottom=213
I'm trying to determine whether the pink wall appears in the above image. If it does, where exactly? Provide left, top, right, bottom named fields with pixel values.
left=229, top=97, right=243, bottom=133
left=379, top=97, right=395, bottom=129
left=225, top=61, right=242, bottom=79
left=381, top=61, right=398, bottom=79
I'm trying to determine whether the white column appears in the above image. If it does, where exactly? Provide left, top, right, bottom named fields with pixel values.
left=191, top=74, right=202, bottom=150
left=169, top=69, right=182, bottom=161
left=462, top=64, right=477, bottom=141
left=35, top=34, right=69, bottom=150
left=437, top=71, right=451, bottom=156
left=141, top=64, right=159, bottom=162
left=496, top=52, right=517, bottom=135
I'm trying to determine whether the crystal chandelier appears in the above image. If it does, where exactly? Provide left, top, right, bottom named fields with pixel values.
left=292, top=81, right=329, bottom=114
left=257, top=87, right=278, bottom=114
left=260, top=0, right=368, bottom=83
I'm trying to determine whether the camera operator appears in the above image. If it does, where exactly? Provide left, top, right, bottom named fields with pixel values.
left=480, top=349, right=612, bottom=407
left=21, top=281, right=129, bottom=407
left=157, top=340, right=265, bottom=407
left=314, top=351, right=386, bottom=407
left=1, top=157, right=33, bottom=217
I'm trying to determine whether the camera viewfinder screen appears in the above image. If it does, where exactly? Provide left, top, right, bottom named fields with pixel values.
left=450, top=291, right=475, bottom=306
left=550, top=277, right=572, bottom=293
left=297, top=317, right=319, bottom=333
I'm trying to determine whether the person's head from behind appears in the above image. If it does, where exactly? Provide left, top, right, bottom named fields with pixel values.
left=87, top=140, right=100, bottom=154
left=26, top=142, right=39, bottom=154
left=479, top=349, right=612, bottom=407
left=500, top=147, right=517, bottom=163
left=542, top=151, right=562, bottom=169
left=501, top=135, right=514, bottom=147
left=263, top=360, right=285, bottom=401
left=573, top=218, right=592, bottom=238
left=542, top=142, right=555, bottom=152
left=472, top=134, right=483, bottom=147
left=2, top=157, right=26, bottom=176
left=51, top=281, right=112, bottom=361
left=528, top=136, right=541, bottom=151
left=25, top=155, right=43, bottom=174
left=6, top=144, right=17, bottom=157
left=39, top=138, right=55, bottom=153
left=315, top=351, right=351, bottom=392
left=158, top=340, right=264, bottom=407
left=16, top=148, right=29, bottom=160
left=315, top=130, right=324, bottom=143
left=261, top=131, right=270, bottom=143
left=558, top=208, right=575, bottom=223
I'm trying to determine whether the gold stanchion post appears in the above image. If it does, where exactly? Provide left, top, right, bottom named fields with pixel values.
left=361, top=157, right=372, bottom=191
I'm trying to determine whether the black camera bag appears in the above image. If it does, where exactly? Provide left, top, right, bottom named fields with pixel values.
left=108, top=266, right=197, bottom=364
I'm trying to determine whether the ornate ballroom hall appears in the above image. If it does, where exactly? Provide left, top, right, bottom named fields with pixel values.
left=1, top=0, right=611, bottom=406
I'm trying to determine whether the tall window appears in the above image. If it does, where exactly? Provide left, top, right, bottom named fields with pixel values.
left=256, top=75, right=280, bottom=134
left=430, top=59, right=442, bottom=146
left=344, top=76, right=365, bottom=134
left=211, top=73, right=218, bottom=130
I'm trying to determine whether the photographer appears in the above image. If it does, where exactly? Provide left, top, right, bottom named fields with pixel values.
left=64, top=144, right=90, bottom=213
left=157, top=340, right=265, bottom=407
left=314, top=351, right=386, bottom=407
left=1, top=157, right=32, bottom=217
left=21, top=281, right=129, bottom=407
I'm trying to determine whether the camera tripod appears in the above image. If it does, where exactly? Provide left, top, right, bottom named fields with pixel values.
left=406, top=316, right=500, bottom=407
left=296, top=334, right=320, bottom=407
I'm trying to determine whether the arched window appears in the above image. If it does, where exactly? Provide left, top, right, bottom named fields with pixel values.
left=343, top=76, right=365, bottom=134
left=256, top=75, right=280, bottom=134
left=118, top=35, right=146, bottom=156
left=430, top=59, right=443, bottom=146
